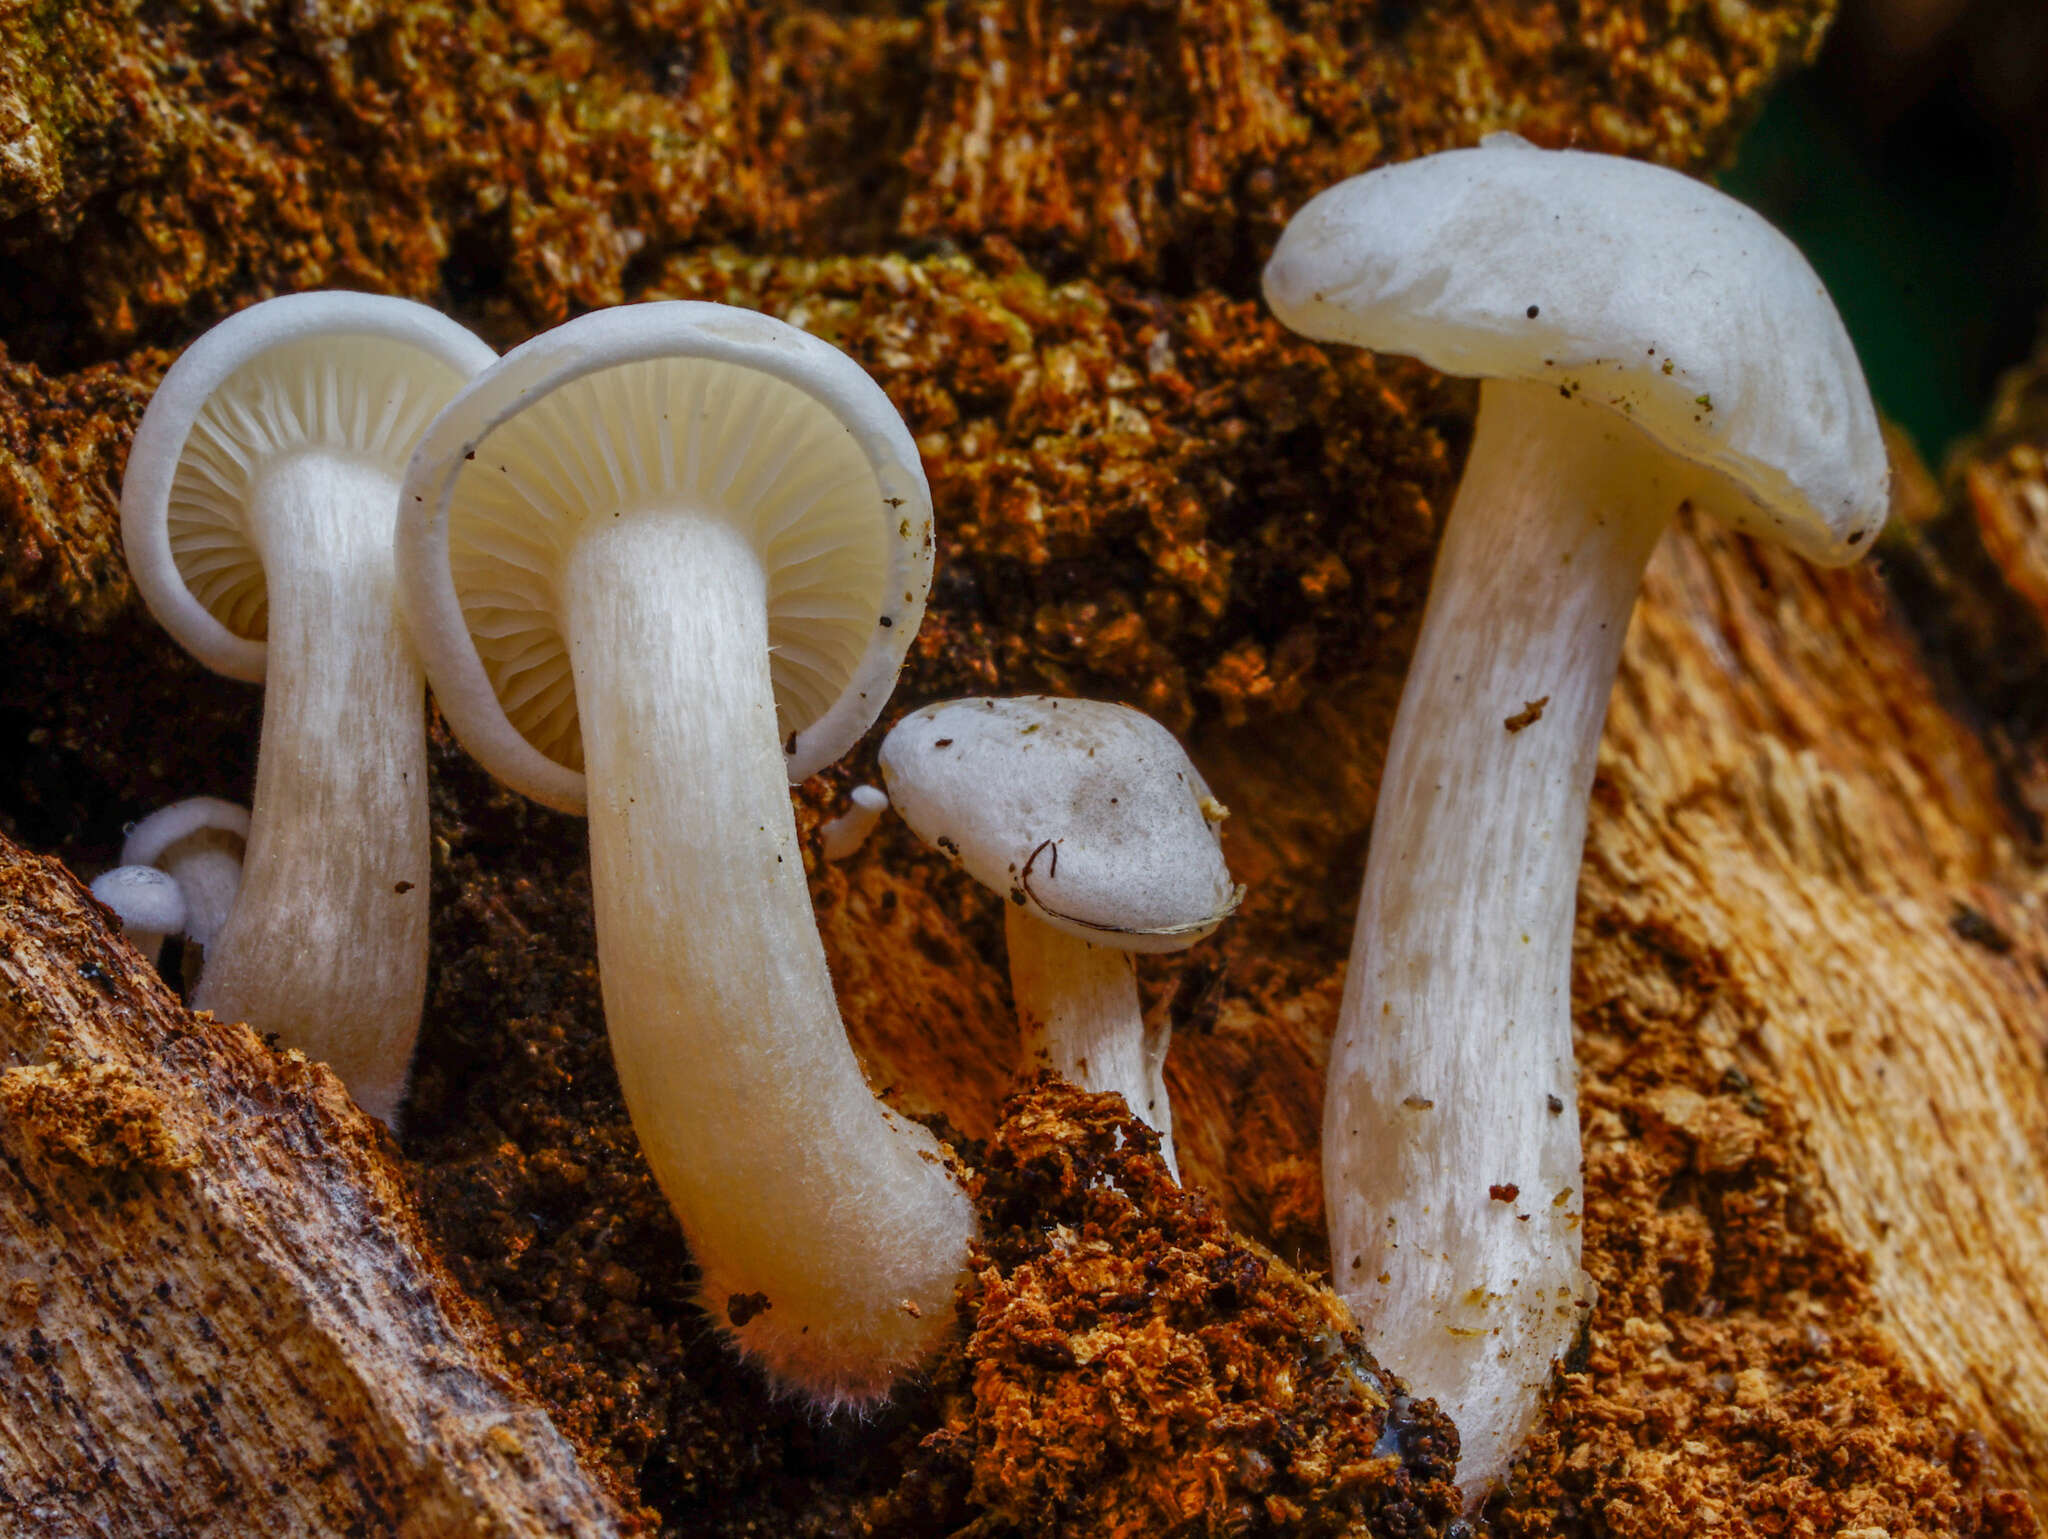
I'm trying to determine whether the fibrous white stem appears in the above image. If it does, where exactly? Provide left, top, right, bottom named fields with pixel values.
left=162, top=837, right=245, bottom=951
left=193, top=454, right=429, bottom=1129
left=1006, top=905, right=1177, bottom=1179
left=564, top=511, right=975, bottom=1405
left=1325, top=379, right=1690, bottom=1495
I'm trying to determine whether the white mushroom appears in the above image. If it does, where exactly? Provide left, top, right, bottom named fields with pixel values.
left=879, top=696, right=1239, bottom=1179
left=819, top=784, right=888, bottom=862
left=121, top=796, right=251, bottom=955
left=396, top=300, right=972, bottom=1405
left=121, top=293, right=494, bottom=1128
left=90, top=865, right=188, bottom=968
left=1264, top=135, right=1889, bottom=1496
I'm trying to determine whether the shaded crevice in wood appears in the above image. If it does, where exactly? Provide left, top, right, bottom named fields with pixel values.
left=0, top=835, right=628, bottom=1537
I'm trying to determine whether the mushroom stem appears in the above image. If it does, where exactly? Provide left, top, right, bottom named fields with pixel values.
left=1326, top=378, right=1687, bottom=1492
left=819, top=785, right=888, bottom=861
left=1005, top=904, right=1179, bottom=1177
left=191, top=454, right=429, bottom=1129
left=562, top=510, right=975, bottom=1404
left=162, top=839, right=244, bottom=953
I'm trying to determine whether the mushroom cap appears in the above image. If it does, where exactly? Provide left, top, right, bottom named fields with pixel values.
left=1262, top=135, right=1888, bottom=566
left=121, top=292, right=498, bottom=681
left=397, top=301, right=936, bottom=813
left=120, top=796, right=252, bottom=868
left=90, top=865, right=188, bottom=940
left=878, top=697, right=1238, bottom=955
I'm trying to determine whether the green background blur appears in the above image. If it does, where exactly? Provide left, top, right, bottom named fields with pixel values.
left=1721, top=0, right=2048, bottom=467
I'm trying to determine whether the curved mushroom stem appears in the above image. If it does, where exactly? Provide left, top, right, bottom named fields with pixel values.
left=563, top=510, right=975, bottom=1406
left=819, top=785, right=888, bottom=861
left=1006, top=905, right=1178, bottom=1178
left=1325, top=378, right=1692, bottom=1497
left=161, top=837, right=245, bottom=953
left=168, top=838, right=245, bottom=993
left=193, top=454, right=429, bottom=1128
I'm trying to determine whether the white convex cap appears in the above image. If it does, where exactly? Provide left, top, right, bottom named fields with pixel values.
left=120, top=291, right=500, bottom=681
left=879, top=697, right=1237, bottom=955
left=397, top=301, right=936, bottom=814
left=1262, top=133, right=1889, bottom=565
left=91, top=866, right=187, bottom=948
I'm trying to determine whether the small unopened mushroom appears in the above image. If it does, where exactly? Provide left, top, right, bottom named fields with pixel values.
left=121, top=796, right=251, bottom=957
left=879, top=696, right=1239, bottom=1178
left=90, top=866, right=188, bottom=967
left=819, top=785, right=888, bottom=861
left=1264, top=135, right=1888, bottom=1495
left=397, top=300, right=972, bottom=1404
left=121, top=292, right=495, bottom=1126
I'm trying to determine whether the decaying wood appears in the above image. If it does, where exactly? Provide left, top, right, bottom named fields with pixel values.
left=1585, top=511, right=2048, bottom=1510
left=0, top=838, right=626, bottom=1536
left=5, top=0, right=2047, bottom=1533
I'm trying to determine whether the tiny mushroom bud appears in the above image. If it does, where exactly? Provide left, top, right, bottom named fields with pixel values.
left=879, top=696, right=1240, bottom=1179
left=121, top=293, right=494, bottom=1128
left=121, top=796, right=251, bottom=955
left=819, top=784, right=889, bottom=861
left=1265, top=135, right=1888, bottom=1496
left=396, top=300, right=972, bottom=1405
left=90, top=866, right=188, bottom=968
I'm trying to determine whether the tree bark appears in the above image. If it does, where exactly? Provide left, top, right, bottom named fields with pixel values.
left=0, top=837, right=627, bottom=1537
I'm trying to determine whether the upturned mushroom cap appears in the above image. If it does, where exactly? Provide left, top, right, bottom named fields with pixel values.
left=879, top=697, right=1237, bottom=955
left=120, top=797, right=251, bottom=869
left=398, top=301, right=935, bottom=813
left=121, top=292, right=499, bottom=681
left=1262, top=134, right=1889, bottom=565
left=91, top=865, right=187, bottom=945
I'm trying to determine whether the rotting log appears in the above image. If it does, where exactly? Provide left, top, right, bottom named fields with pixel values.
left=0, top=836, right=627, bottom=1537
left=5, top=247, right=2043, bottom=1536
left=4, top=0, right=2047, bottom=1529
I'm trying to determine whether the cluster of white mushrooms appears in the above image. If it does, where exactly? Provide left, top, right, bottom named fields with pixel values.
left=103, top=137, right=1886, bottom=1498
left=90, top=795, right=250, bottom=980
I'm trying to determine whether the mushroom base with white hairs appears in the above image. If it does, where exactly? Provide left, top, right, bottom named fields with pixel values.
left=564, top=510, right=974, bottom=1399
left=397, top=299, right=970, bottom=1406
